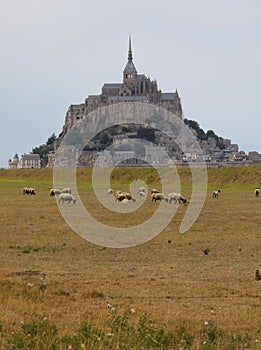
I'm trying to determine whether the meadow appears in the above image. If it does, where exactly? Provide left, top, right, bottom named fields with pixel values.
left=0, top=166, right=260, bottom=349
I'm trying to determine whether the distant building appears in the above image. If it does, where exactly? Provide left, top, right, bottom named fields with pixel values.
left=248, top=151, right=261, bottom=162
left=8, top=153, right=41, bottom=169
left=8, top=154, right=20, bottom=169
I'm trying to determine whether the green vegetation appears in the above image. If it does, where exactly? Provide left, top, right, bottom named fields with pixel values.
left=1, top=314, right=258, bottom=350
left=184, top=118, right=225, bottom=149
left=1, top=165, right=260, bottom=189
left=32, top=133, right=57, bottom=167
left=9, top=244, right=67, bottom=254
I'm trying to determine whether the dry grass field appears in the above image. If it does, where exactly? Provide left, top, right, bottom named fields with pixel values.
left=0, top=166, right=260, bottom=349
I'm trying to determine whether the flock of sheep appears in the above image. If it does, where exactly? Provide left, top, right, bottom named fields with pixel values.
left=22, top=185, right=260, bottom=205
left=23, top=187, right=77, bottom=203
left=49, top=188, right=77, bottom=204
left=107, top=187, right=188, bottom=205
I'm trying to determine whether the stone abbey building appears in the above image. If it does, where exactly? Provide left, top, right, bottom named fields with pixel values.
left=60, top=37, right=183, bottom=139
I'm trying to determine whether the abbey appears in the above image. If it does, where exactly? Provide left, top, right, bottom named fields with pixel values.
left=60, top=37, right=183, bottom=138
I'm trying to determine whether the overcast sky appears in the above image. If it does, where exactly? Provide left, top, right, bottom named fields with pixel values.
left=0, top=0, right=260, bottom=168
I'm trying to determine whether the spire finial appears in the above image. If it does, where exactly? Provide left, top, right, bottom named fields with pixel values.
left=128, top=35, right=133, bottom=61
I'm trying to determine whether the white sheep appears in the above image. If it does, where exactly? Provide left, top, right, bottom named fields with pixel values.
left=121, top=198, right=129, bottom=204
left=60, top=188, right=72, bottom=194
left=58, top=193, right=77, bottom=204
left=138, top=191, right=146, bottom=197
left=151, top=188, right=159, bottom=194
left=255, top=188, right=260, bottom=197
left=151, top=192, right=168, bottom=203
left=138, top=187, right=146, bottom=196
left=168, top=192, right=187, bottom=204
left=212, top=190, right=221, bottom=198
left=107, top=188, right=113, bottom=194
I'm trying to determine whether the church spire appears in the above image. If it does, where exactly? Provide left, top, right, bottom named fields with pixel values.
left=128, top=35, right=133, bottom=61
left=123, top=35, right=137, bottom=79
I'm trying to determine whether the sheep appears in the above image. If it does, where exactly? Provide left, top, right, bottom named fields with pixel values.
left=123, top=192, right=136, bottom=202
left=138, top=191, right=146, bottom=197
left=113, top=190, right=122, bottom=201
left=23, top=187, right=36, bottom=195
left=255, top=188, right=260, bottom=198
left=49, top=188, right=61, bottom=196
left=107, top=188, right=113, bottom=194
left=115, top=193, right=125, bottom=202
left=151, top=188, right=159, bottom=194
left=138, top=187, right=146, bottom=196
left=58, top=193, right=77, bottom=204
left=115, top=191, right=136, bottom=203
left=29, top=188, right=36, bottom=195
left=151, top=192, right=168, bottom=203
left=168, top=192, right=187, bottom=204
left=115, top=190, right=123, bottom=196
left=121, top=198, right=129, bottom=204
left=212, top=190, right=221, bottom=198
left=23, top=187, right=30, bottom=195
left=60, top=188, right=72, bottom=194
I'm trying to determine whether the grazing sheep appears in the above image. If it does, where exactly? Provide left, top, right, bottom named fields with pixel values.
left=151, top=188, right=159, bottom=194
left=138, top=191, right=146, bottom=197
left=121, top=198, right=129, bottom=204
left=22, top=187, right=30, bottom=195
left=123, top=192, right=136, bottom=202
left=58, top=193, right=77, bottom=204
left=107, top=188, right=113, bottom=194
left=29, top=188, right=36, bottom=195
left=212, top=190, right=221, bottom=198
left=168, top=192, right=187, bottom=204
left=255, top=188, right=260, bottom=198
left=113, top=190, right=122, bottom=201
left=60, top=188, right=72, bottom=194
left=23, top=187, right=36, bottom=195
left=151, top=192, right=168, bottom=203
left=49, top=188, right=61, bottom=196
left=115, top=191, right=136, bottom=203
left=138, top=187, right=146, bottom=196
left=115, top=190, right=123, bottom=196
left=115, top=193, right=125, bottom=202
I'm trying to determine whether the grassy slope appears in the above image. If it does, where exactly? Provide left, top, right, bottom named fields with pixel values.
left=1, top=164, right=261, bottom=187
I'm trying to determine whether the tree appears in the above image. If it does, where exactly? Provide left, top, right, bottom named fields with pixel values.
left=205, top=130, right=216, bottom=140
left=184, top=118, right=206, bottom=141
left=32, top=133, right=57, bottom=167
left=46, top=133, right=57, bottom=147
